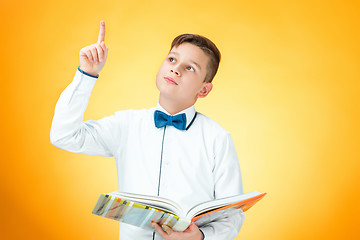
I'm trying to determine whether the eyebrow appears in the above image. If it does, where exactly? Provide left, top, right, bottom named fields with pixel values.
left=169, top=51, right=202, bottom=70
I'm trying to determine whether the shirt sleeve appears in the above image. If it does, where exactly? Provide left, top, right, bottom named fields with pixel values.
left=199, top=131, right=245, bottom=240
left=50, top=68, right=122, bottom=157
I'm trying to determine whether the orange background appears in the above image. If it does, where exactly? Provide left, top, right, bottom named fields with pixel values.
left=1, top=0, right=359, bottom=239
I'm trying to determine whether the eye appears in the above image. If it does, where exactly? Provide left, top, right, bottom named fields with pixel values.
left=169, top=57, right=176, bottom=63
left=186, top=66, right=195, bottom=72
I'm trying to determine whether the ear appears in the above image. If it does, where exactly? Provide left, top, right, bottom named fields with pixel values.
left=197, top=82, right=213, bottom=98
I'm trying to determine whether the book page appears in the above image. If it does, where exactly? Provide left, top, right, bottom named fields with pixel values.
left=109, top=192, right=185, bottom=217
left=186, top=191, right=262, bottom=218
left=92, top=194, right=183, bottom=231
left=194, top=208, right=244, bottom=227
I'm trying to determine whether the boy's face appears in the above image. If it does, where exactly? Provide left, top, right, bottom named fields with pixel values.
left=156, top=42, right=213, bottom=108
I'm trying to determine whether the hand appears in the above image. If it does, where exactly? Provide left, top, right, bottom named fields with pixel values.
left=79, top=20, right=109, bottom=76
left=152, top=222, right=203, bottom=240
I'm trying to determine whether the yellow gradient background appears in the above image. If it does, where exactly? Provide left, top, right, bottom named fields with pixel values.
left=1, top=0, right=359, bottom=239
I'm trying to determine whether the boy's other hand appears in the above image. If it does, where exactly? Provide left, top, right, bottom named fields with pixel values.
left=79, top=20, right=108, bottom=76
left=151, top=222, right=203, bottom=240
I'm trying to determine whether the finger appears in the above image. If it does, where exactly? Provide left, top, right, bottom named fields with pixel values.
left=96, top=43, right=104, bottom=62
left=85, top=49, right=94, bottom=63
left=97, top=20, right=105, bottom=44
left=162, top=225, right=174, bottom=235
left=151, top=223, right=168, bottom=239
left=80, top=47, right=93, bottom=63
left=101, top=41, right=109, bottom=60
left=90, top=46, right=99, bottom=63
left=184, top=222, right=197, bottom=233
left=100, top=41, right=108, bottom=52
left=190, top=223, right=198, bottom=231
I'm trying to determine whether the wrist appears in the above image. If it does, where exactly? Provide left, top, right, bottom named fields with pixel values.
left=78, top=66, right=99, bottom=78
left=199, top=229, right=205, bottom=240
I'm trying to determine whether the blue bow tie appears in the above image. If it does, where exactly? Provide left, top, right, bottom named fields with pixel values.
left=154, top=110, right=187, bottom=130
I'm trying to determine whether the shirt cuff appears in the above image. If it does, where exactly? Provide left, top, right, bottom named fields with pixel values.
left=72, top=67, right=98, bottom=93
left=199, top=229, right=205, bottom=240
left=77, top=66, right=99, bottom=78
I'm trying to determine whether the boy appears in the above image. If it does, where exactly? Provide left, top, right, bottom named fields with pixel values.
left=50, top=20, right=245, bottom=240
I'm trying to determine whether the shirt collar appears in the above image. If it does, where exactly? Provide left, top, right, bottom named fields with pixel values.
left=155, top=102, right=196, bottom=130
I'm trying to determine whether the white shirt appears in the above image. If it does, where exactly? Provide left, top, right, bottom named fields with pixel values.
left=50, top=68, right=245, bottom=240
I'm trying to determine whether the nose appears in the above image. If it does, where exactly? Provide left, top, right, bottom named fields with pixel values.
left=170, top=69, right=180, bottom=76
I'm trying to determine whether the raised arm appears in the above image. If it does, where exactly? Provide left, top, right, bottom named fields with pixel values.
left=50, top=21, right=118, bottom=157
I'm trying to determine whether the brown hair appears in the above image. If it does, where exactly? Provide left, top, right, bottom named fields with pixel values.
left=170, top=34, right=221, bottom=83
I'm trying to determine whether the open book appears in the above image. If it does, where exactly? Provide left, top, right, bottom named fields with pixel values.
left=92, top=191, right=266, bottom=231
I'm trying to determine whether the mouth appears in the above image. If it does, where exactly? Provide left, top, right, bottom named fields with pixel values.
left=164, top=77, right=178, bottom=85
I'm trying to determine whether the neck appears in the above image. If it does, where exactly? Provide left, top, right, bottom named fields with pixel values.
left=158, top=96, right=195, bottom=115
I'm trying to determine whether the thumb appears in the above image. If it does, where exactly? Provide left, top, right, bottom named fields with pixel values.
left=189, top=222, right=197, bottom=230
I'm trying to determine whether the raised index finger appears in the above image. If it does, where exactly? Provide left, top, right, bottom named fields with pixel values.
left=97, top=20, right=105, bottom=43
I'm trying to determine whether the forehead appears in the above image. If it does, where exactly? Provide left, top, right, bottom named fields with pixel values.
left=169, top=42, right=209, bottom=68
